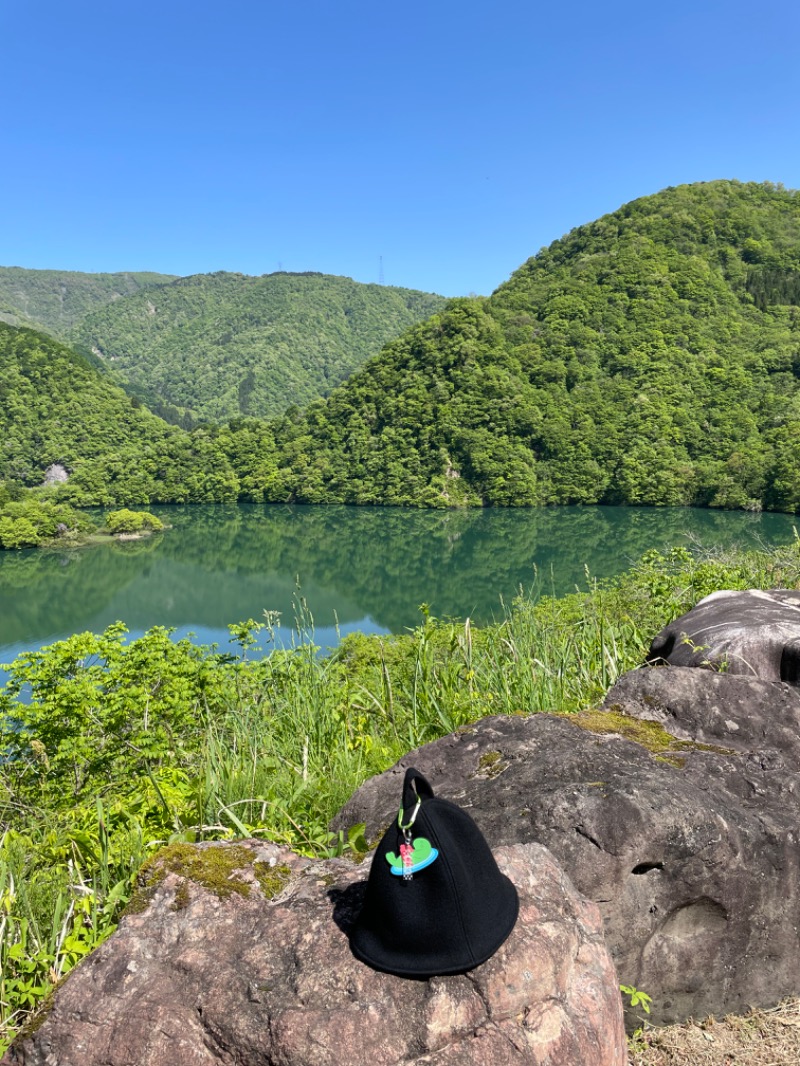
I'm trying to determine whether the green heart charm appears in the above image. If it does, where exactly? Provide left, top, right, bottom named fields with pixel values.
left=408, top=837, right=432, bottom=863
left=386, top=836, right=439, bottom=876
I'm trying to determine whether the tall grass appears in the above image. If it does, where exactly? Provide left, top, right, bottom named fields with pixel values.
left=3, top=540, right=800, bottom=1048
left=0, top=800, right=147, bottom=1044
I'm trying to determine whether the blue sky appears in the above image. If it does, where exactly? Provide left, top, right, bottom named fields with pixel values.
left=2, top=0, right=799, bottom=297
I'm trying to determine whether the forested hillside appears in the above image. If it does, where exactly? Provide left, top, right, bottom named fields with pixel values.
left=70, top=272, right=447, bottom=422
left=257, top=181, right=800, bottom=510
left=0, top=324, right=242, bottom=504
left=6, top=181, right=800, bottom=513
left=0, top=267, right=176, bottom=336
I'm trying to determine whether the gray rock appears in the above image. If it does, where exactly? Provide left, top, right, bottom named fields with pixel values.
left=2, top=840, right=626, bottom=1066
left=333, top=700, right=800, bottom=1027
left=648, top=588, right=800, bottom=681
left=602, top=664, right=800, bottom=761
left=41, top=463, right=68, bottom=485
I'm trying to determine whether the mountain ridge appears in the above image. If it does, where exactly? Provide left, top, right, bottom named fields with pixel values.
left=0, top=267, right=178, bottom=336
left=69, top=270, right=447, bottom=422
left=256, top=180, right=800, bottom=510
left=5, top=180, right=800, bottom=514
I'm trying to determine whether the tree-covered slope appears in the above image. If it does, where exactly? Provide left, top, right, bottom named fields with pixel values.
left=259, top=181, right=800, bottom=511
left=0, top=323, right=240, bottom=505
left=71, top=271, right=446, bottom=422
left=8, top=181, right=800, bottom=514
left=0, top=267, right=177, bottom=337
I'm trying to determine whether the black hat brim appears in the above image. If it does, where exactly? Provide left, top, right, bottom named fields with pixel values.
left=350, top=869, right=519, bottom=977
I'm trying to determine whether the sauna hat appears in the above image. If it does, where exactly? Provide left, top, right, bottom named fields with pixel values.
left=349, top=767, right=518, bottom=977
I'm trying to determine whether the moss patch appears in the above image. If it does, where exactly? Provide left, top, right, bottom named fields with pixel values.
left=170, top=880, right=191, bottom=912
left=124, top=843, right=254, bottom=915
left=475, top=750, right=509, bottom=778
left=561, top=709, right=735, bottom=769
left=253, top=861, right=292, bottom=900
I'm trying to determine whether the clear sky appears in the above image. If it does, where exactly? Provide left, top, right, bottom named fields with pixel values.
left=2, top=0, right=799, bottom=297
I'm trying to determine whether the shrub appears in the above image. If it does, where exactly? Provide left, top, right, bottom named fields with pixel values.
left=0, top=516, right=40, bottom=549
left=105, top=509, right=164, bottom=534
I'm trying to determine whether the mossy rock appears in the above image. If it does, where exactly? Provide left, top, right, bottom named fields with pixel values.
left=475, top=749, right=510, bottom=778
left=125, top=842, right=255, bottom=915
left=560, top=708, right=735, bottom=768
left=253, top=861, right=292, bottom=900
left=170, top=880, right=191, bottom=912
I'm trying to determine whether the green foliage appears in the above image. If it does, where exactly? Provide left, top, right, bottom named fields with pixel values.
left=0, top=800, right=147, bottom=1048
left=104, top=509, right=164, bottom=534
left=0, top=493, right=93, bottom=550
left=2, top=538, right=800, bottom=1045
left=0, top=323, right=184, bottom=487
left=0, top=267, right=177, bottom=338
left=0, top=624, right=226, bottom=820
left=9, top=182, right=800, bottom=515
left=620, top=985, right=653, bottom=1014
left=0, top=517, right=38, bottom=550
left=70, top=271, right=446, bottom=422
left=248, top=181, right=800, bottom=511
left=0, top=324, right=242, bottom=506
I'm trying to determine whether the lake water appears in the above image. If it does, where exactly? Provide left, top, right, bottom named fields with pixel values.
left=1, top=504, right=798, bottom=670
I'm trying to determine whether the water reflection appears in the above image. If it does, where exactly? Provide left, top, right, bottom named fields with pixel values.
left=0, top=504, right=796, bottom=664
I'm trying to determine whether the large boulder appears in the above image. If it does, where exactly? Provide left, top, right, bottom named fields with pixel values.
left=333, top=680, right=800, bottom=1027
left=3, top=840, right=626, bottom=1066
left=648, top=588, right=800, bottom=681
left=602, top=663, right=800, bottom=760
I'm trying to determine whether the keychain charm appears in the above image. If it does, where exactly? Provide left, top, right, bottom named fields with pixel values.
left=386, top=796, right=439, bottom=878
left=399, top=841, right=414, bottom=880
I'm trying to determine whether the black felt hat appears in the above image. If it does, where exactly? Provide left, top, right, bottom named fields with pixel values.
left=350, top=767, right=519, bottom=977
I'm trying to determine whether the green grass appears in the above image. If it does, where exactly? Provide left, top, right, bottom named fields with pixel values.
left=2, top=539, right=800, bottom=1049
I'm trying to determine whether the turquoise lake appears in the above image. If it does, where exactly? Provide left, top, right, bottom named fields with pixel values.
left=1, top=504, right=798, bottom=670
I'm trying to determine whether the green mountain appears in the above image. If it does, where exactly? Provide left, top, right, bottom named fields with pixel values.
left=0, top=267, right=177, bottom=337
left=0, top=323, right=239, bottom=505
left=70, top=271, right=447, bottom=422
left=7, top=180, right=800, bottom=516
left=0, top=322, right=170, bottom=481
left=258, top=180, right=800, bottom=511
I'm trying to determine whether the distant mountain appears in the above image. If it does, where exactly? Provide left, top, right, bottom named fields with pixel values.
left=0, top=267, right=177, bottom=336
left=257, top=181, right=800, bottom=511
left=0, top=321, right=176, bottom=482
left=70, top=271, right=447, bottom=422
left=0, top=323, right=238, bottom=504
left=9, top=181, right=800, bottom=515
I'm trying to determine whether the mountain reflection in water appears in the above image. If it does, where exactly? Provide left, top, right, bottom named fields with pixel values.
left=1, top=504, right=797, bottom=666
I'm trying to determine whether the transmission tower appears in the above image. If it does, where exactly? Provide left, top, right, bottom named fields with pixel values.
left=379, top=256, right=384, bottom=285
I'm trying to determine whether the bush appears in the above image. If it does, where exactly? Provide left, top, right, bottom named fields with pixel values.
left=105, top=509, right=164, bottom=534
left=0, top=493, right=94, bottom=549
left=0, top=516, right=40, bottom=549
